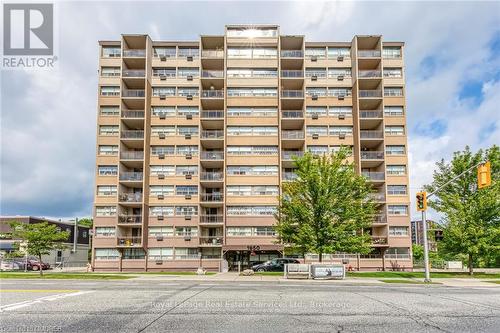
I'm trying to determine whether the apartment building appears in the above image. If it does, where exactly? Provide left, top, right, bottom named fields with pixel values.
left=93, top=24, right=412, bottom=271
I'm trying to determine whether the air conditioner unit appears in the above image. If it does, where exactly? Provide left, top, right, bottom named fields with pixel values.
left=159, top=153, right=165, bottom=159
left=185, top=134, right=192, bottom=139
left=157, top=194, right=164, bottom=200
left=158, top=174, right=165, bottom=179
left=157, top=215, right=164, bottom=220
left=155, top=259, right=163, bottom=265
left=160, top=56, right=166, bottom=61
left=159, top=113, right=166, bottom=119
left=337, top=75, right=344, bottom=81
left=338, top=95, right=345, bottom=100
left=187, top=75, right=193, bottom=81
left=339, top=133, right=346, bottom=139
left=159, top=94, right=166, bottom=100
left=159, top=133, right=166, bottom=139
left=160, top=75, right=166, bottom=81
left=186, top=153, right=192, bottom=159
left=185, top=194, right=192, bottom=200
left=186, top=114, right=193, bottom=120
left=185, top=174, right=192, bottom=180
left=187, top=94, right=193, bottom=100
left=184, top=235, right=192, bottom=241
left=312, top=133, right=319, bottom=139
left=187, top=56, right=193, bottom=61
left=312, top=113, right=319, bottom=120
left=312, top=95, right=318, bottom=101
left=156, top=235, right=164, bottom=241
left=337, top=56, right=344, bottom=61
left=184, top=215, right=192, bottom=220
left=311, top=75, right=318, bottom=81
left=338, top=114, right=346, bottom=120
left=311, top=56, right=317, bottom=62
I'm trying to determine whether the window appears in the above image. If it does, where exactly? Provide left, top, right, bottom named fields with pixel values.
left=100, top=106, right=119, bottom=116
left=252, top=48, right=277, bottom=58
left=227, top=227, right=252, bottom=237
left=99, top=125, right=119, bottom=136
left=227, top=107, right=277, bottom=117
left=95, top=248, right=119, bottom=260
left=328, top=68, right=352, bottom=78
left=175, top=186, right=198, bottom=196
left=177, top=67, right=199, bottom=78
left=178, top=47, right=199, bottom=58
left=387, top=185, right=407, bottom=195
left=150, top=165, right=175, bottom=176
left=306, top=106, right=327, bottom=117
left=383, top=47, right=401, bottom=59
left=177, top=87, right=199, bottom=97
left=227, top=48, right=252, bottom=58
left=102, top=47, right=120, bottom=58
left=95, top=206, right=116, bottom=216
left=226, top=28, right=278, bottom=38
left=385, top=126, right=405, bottom=136
left=305, top=47, right=326, bottom=59
left=101, top=67, right=120, bottom=77
left=254, top=227, right=276, bottom=236
left=150, top=185, right=174, bottom=196
left=329, top=126, right=353, bottom=136
left=227, top=146, right=278, bottom=155
left=307, top=146, right=329, bottom=155
left=329, top=107, right=352, bottom=117
left=227, top=88, right=277, bottom=97
left=384, top=68, right=402, bottom=78
left=176, top=165, right=198, bottom=176
left=384, top=106, right=404, bottom=116
left=386, top=145, right=406, bottom=155
left=177, top=126, right=199, bottom=136
left=305, top=68, right=327, bottom=78
left=387, top=165, right=406, bottom=176
left=306, top=87, right=327, bottom=97
left=148, top=227, right=174, bottom=237
left=98, top=145, right=118, bottom=156
left=175, top=206, right=198, bottom=216
left=227, top=185, right=279, bottom=196
left=328, top=47, right=350, bottom=58
left=177, top=106, right=199, bottom=116
left=176, top=145, right=198, bottom=156
left=100, top=86, right=120, bottom=96
left=226, top=206, right=277, bottom=216
left=148, top=247, right=173, bottom=260
left=97, top=185, right=117, bottom=196
left=175, top=248, right=198, bottom=259
left=152, top=68, right=176, bottom=77
left=123, top=248, right=145, bottom=259
left=175, top=227, right=198, bottom=237
left=227, top=68, right=277, bottom=78
left=384, top=87, right=403, bottom=97
left=95, top=227, right=115, bottom=237
left=151, top=106, right=175, bottom=117
left=152, top=87, right=176, bottom=97
left=389, top=226, right=409, bottom=236
left=153, top=47, right=176, bottom=58
left=227, top=126, right=277, bottom=136
left=227, top=166, right=278, bottom=176
left=388, top=205, right=408, bottom=215
left=98, top=165, right=118, bottom=176
left=149, top=206, right=174, bottom=216
left=328, top=88, right=351, bottom=97
left=151, top=146, right=175, bottom=155
left=151, top=126, right=175, bottom=136
left=306, top=126, right=328, bottom=136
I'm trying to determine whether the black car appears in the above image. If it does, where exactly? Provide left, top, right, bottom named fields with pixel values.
left=251, top=258, right=300, bottom=272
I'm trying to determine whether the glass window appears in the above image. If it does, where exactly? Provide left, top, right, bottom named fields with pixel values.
left=385, top=126, right=405, bottom=136
left=100, top=86, right=120, bottom=96
left=95, top=248, right=120, bottom=259
left=176, top=145, right=198, bottom=156
left=387, top=185, right=407, bottom=195
left=123, top=248, right=145, bottom=260
left=227, top=186, right=278, bottom=196
left=148, top=227, right=174, bottom=237
left=227, top=146, right=278, bottom=155
left=150, top=185, right=174, bottom=196
left=328, top=68, right=352, bottom=78
left=151, top=126, right=175, bottom=136
left=177, top=67, right=199, bottom=78
left=306, top=106, right=327, bottom=117
left=175, top=186, right=198, bottom=196
left=306, top=126, right=328, bottom=136
left=328, top=47, right=350, bottom=58
left=175, top=247, right=199, bottom=259
left=387, top=165, right=406, bottom=175
left=151, top=146, right=175, bottom=155
left=328, top=88, right=351, bottom=97
left=307, top=146, right=329, bottom=155
left=329, top=107, right=352, bottom=117
left=384, top=106, right=404, bottom=116
left=97, top=185, right=117, bottom=196
left=383, top=68, right=402, bottom=78
left=386, top=145, right=406, bottom=155
left=305, top=68, right=327, bottom=78
left=152, top=87, right=176, bottom=97
left=388, top=205, right=408, bottom=215
left=383, top=47, right=402, bottom=59
left=151, top=106, right=175, bottom=117
left=177, top=106, right=199, bottom=116
left=98, top=145, right=118, bottom=155
left=177, top=87, right=199, bottom=97
left=227, top=166, right=278, bottom=175
left=227, top=227, right=253, bottom=237
left=100, top=106, right=119, bottom=116
left=149, top=206, right=174, bottom=216
left=384, top=87, right=403, bottom=97
left=252, top=48, right=277, bottom=58
left=176, top=165, right=198, bottom=175
left=227, top=88, right=277, bottom=97
left=152, top=67, right=176, bottom=77
left=95, top=206, right=116, bottom=216
left=102, top=47, right=121, bottom=58
left=227, top=107, right=277, bottom=117
left=175, top=206, right=198, bottom=216
left=178, top=47, right=199, bottom=58
left=226, top=28, right=278, bottom=38
left=101, top=67, right=120, bottom=77
left=175, top=227, right=198, bottom=237
left=226, top=206, right=277, bottom=216
left=153, top=47, right=176, bottom=58
left=227, top=48, right=252, bottom=58
left=148, top=247, right=173, bottom=260
left=150, top=165, right=175, bottom=176
left=306, top=87, right=327, bottom=97
left=177, top=126, right=199, bottom=136
left=305, top=47, right=326, bottom=58
left=389, top=226, right=409, bottom=236
left=99, top=125, right=119, bottom=136
left=329, top=126, right=353, bottom=136
left=95, top=227, right=115, bottom=237
left=98, top=165, right=117, bottom=176
left=254, top=227, right=276, bottom=236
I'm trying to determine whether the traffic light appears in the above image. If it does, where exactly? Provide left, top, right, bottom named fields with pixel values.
left=477, top=161, right=492, bottom=189
left=416, top=191, right=427, bottom=211
left=434, top=230, right=443, bottom=242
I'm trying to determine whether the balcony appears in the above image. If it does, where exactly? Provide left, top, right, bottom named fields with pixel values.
left=122, top=70, right=145, bottom=78
left=281, top=50, right=304, bottom=58
left=201, top=90, right=224, bottom=98
left=360, top=151, right=384, bottom=160
left=358, top=70, right=382, bottom=78
left=201, top=50, right=224, bottom=58
left=359, top=90, right=382, bottom=98
left=372, top=214, right=387, bottom=224
left=282, top=151, right=304, bottom=160
left=119, top=192, right=142, bottom=203
left=200, top=151, right=224, bottom=160
left=201, top=70, right=224, bottom=78
left=120, top=151, right=144, bottom=160
left=121, top=130, right=144, bottom=139
left=123, top=49, right=146, bottom=58
left=201, top=110, right=224, bottom=119
left=360, top=130, right=384, bottom=139
left=201, top=130, right=224, bottom=139
left=281, top=70, right=304, bottom=78
left=283, top=172, right=298, bottom=181
left=200, top=193, right=224, bottom=202
left=358, top=50, right=381, bottom=58
left=371, top=236, right=388, bottom=246
left=119, top=172, right=143, bottom=181
left=118, top=215, right=142, bottom=225
left=362, top=171, right=385, bottom=181
left=121, top=110, right=144, bottom=118
left=117, top=237, right=142, bottom=247
left=199, top=236, right=223, bottom=246
left=122, top=89, right=145, bottom=98
left=282, top=131, right=304, bottom=139
left=369, top=193, right=386, bottom=202
left=200, top=172, right=223, bottom=181
left=359, top=110, right=383, bottom=119
left=282, top=111, right=304, bottom=118
left=199, top=215, right=224, bottom=224
left=281, top=90, right=304, bottom=98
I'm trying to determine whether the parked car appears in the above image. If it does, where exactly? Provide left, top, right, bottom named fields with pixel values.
left=251, top=258, right=300, bottom=272
left=27, top=258, right=50, bottom=270
left=0, top=259, right=27, bottom=271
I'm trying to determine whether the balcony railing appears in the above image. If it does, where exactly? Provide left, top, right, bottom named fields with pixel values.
left=281, top=50, right=304, bottom=58
left=358, top=50, right=381, bottom=58
left=117, top=237, right=142, bottom=246
left=201, top=110, right=224, bottom=119
left=119, top=172, right=143, bottom=181
left=119, top=192, right=143, bottom=203
left=358, top=70, right=382, bottom=78
left=120, top=151, right=144, bottom=160
left=200, top=193, right=224, bottom=202
left=199, top=236, right=223, bottom=245
left=359, top=90, right=382, bottom=98
left=281, top=90, right=304, bottom=98
left=201, top=50, right=224, bottom=58
left=201, top=90, right=224, bottom=98
left=200, top=151, right=224, bottom=160
left=283, top=172, right=298, bottom=181
left=201, top=130, right=224, bottom=139
left=360, top=130, right=384, bottom=139
left=200, top=172, right=223, bottom=181
left=373, top=214, right=387, bottom=224
left=121, top=130, right=144, bottom=139
left=201, top=70, right=224, bottom=78
left=362, top=171, right=385, bottom=181
left=118, top=215, right=142, bottom=224
left=282, top=131, right=305, bottom=139
left=359, top=110, right=383, bottom=119
left=282, top=151, right=304, bottom=160
left=122, top=70, right=145, bottom=78
left=281, top=70, right=304, bottom=78
left=199, top=215, right=224, bottom=224
left=123, top=49, right=146, bottom=57
left=121, top=110, right=144, bottom=118
left=360, top=151, right=384, bottom=160
left=369, top=193, right=386, bottom=202
left=371, top=236, right=388, bottom=245
left=282, top=111, right=304, bottom=118
left=122, top=89, right=145, bottom=98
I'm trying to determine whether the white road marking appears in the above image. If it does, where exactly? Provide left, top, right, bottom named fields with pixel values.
left=0, top=291, right=94, bottom=312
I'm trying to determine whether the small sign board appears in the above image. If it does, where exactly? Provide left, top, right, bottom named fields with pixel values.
left=311, top=264, right=345, bottom=279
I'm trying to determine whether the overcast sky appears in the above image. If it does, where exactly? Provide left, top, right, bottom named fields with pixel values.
left=1, top=0, right=499, bottom=221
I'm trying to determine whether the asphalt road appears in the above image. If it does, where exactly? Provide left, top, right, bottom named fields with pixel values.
left=1, top=279, right=499, bottom=333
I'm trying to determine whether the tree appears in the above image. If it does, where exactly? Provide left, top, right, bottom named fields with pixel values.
left=412, top=244, right=424, bottom=262
left=424, top=145, right=500, bottom=275
left=9, top=221, right=70, bottom=276
left=274, top=148, right=376, bottom=262
left=78, top=218, right=93, bottom=228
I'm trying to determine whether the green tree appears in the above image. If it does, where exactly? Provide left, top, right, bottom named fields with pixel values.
left=275, top=148, right=376, bottom=262
left=78, top=218, right=93, bottom=228
left=9, top=221, right=70, bottom=276
left=412, top=244, right=424, bottom=262
left=424, top=145, right=500, bottom=275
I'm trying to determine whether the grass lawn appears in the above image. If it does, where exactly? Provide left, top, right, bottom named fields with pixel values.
left=348, top=271, right=500, bottom=279
left=485, top=280, right=500, bottom=284
left=0, top=272, right=132, bottom=280
left=379, top=279, right=442, bottom=284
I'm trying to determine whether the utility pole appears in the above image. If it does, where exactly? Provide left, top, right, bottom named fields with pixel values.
left=73, top=217, right=78, bottom=253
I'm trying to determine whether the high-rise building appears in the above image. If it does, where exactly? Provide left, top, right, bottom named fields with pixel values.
left=92, top=25, right=412, bottom=271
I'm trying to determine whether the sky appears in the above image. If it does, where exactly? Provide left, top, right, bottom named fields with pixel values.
left=1, top=0, right=499, bottom=221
